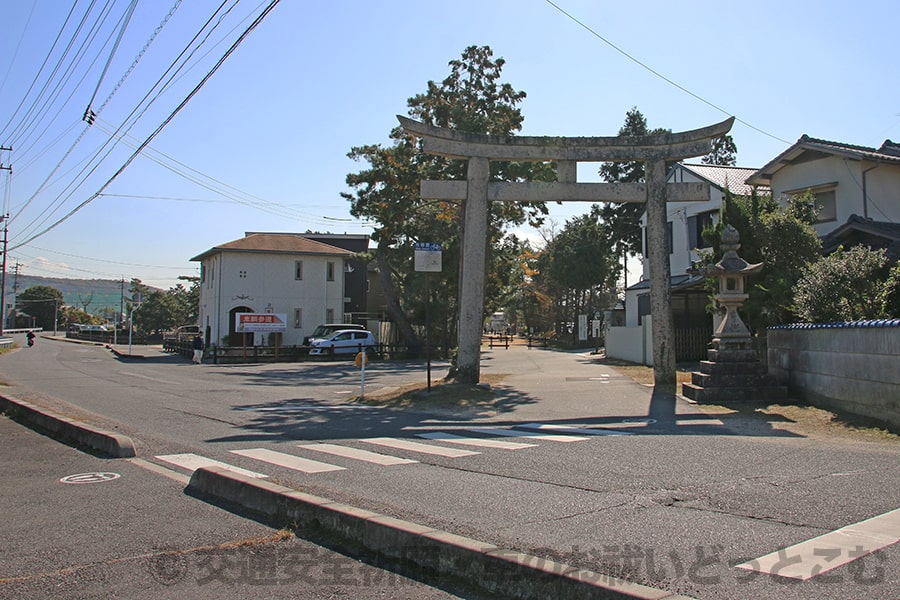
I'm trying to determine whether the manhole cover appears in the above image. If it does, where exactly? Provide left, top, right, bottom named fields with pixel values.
left=60, top=472, right=121, bottom=484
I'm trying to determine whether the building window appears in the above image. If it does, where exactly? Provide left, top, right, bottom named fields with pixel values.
left=687, top=211, right=715, bottom=250
left=787, top=183, right=838, bottom=224
left=326, top=261, right=335, bottom=282
left=813, top=189, right=837, bottom=223
left=295, top=261, right=303, bottom=280
left=642, top=222, right=674, bottom=257
left=325, top=308, right=334, bottom=323
left=293, top=308, right=302, bottom=328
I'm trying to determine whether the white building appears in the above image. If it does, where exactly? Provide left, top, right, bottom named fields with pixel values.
left=625, top=163, right=763, bottom=327
left=611, top=163, right=765, bottom=364
left=191, top=233, right=352, bottom=347
left=746, top=136, right=900, bottom=252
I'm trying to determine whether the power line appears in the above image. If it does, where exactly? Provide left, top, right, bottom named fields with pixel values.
left=0, top=2, right=79, bottom=141
left=10, top=0, right=244, bottom=245
left=543, top=0, right=791, bottom=145
left=11, top=0, right=283, bottom=250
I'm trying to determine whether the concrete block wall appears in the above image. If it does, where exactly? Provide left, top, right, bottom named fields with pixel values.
left=768, top=320, right=900, bottom=430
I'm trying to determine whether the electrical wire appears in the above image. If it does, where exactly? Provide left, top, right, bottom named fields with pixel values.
left=10, top=0, right=283, bottom=251
left=0, top=2, right=80, bottom=141
left=10, top=0, right=183, bottom=223
left=0, top=0, right=38, bottom=96
left=10, top=0, right=241, bottom=244
left=83, top=0, right=139, bottom=121
left=543, top=0, right=791, bottom=145
left=3, top=0, right=115, bottom=147
left=89, top=117, right=365, bottom=226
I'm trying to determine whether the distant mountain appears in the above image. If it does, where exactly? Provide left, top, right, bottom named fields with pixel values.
left=4, top=275, right=160, bottom=313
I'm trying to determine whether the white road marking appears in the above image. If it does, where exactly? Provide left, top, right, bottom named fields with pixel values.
left=155, top=453, right=267, bottom=479
left=736, top=507, right=900, bottom=580
left=517, top=423, right=633, bottom=436
left=128, top=458, right=190, bottom=484
left=417, top=431, right=537, bottom=449
left=361, top=437, right=479, bottom=458
left=467, top=427, right=588, bottom=442
left=230, top=448, right=345, bottom=474
left=297, top=443, right=417, bottom=466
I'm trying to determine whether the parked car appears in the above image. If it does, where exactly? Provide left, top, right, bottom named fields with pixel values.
left=304, top=323, right=367, bottom=345
left=309, top=330, right=376, bottom=356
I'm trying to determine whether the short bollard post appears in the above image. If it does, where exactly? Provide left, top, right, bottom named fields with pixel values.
left=355, top=349, right=369, bottom=399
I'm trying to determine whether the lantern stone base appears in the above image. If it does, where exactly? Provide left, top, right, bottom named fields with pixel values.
left=682, top=338, right=787, bottom=403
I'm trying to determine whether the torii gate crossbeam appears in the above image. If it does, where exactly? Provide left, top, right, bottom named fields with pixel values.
left=399, top=115, right=735, bottom=389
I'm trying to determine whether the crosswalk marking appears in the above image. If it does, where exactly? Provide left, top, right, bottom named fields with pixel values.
left=297, top=443, right=418, bottom=465
left=517, top=423, right=632, bottom=437
left=230, top=448, right=345, bottom=474
left=467, top=427, right=588, bottom=442
left=361, top=437, right=480, bottom=458
left=155, top=453, right=268, bottom=479
left=736, top=507, right=900, bottom=580
left=416, top=431, right=536, bottom=449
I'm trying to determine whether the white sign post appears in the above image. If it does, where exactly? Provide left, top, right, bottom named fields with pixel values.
left=414, top=243, right=442, bottom=393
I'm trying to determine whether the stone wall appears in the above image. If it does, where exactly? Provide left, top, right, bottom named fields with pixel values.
left=768, top=320, right=900, bottom=431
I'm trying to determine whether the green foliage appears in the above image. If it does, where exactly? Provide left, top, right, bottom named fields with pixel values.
left=701, top=134, right=738, bottom=166
left=129, top=277, right=200, bottom=334
left=703, top=190, right=821, bottom=332
left=343, top=45, right=553, bottom=349
left=794, top=246, right=893, bottom=322
left=16, top=285, right=64, bottom=329
left=881, top=264, right=900, bottom=317
left=61, top=306, right=92, bottom=325
left=598, top=107, right=672, bottom=258
left=536, top=207, right=620, bottom=342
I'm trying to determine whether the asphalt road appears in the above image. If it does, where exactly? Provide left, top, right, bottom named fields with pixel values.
left=1, top=333, right=899, bottom=599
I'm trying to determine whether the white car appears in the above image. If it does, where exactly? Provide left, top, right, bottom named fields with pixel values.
left=308, top=329, right=376, bottom=356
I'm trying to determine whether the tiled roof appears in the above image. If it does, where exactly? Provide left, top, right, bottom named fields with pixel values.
left=820, top=214, right=900, bottom=259
left=747, top=136, right=900, bottom=185
left=677, top=163, right=766, bottom=196
left=191, top=233, right=353, bottom=261
left=797, top=135, right=900, bottom=162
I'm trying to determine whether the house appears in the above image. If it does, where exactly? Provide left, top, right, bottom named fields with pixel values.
left=619, top=163, right=765, bottom=362
left=746, top=135, right=900, bottom=256
left=301, top=233, right=373, bottom=321
left=191, top=233, right=353, bottom=347
left=610, top=135, right=900, bottom=365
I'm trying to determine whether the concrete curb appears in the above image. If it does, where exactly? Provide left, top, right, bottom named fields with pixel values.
left=107, top=345, right=147, bottom=359
left=0, top=394, right=136, bottom=458
left=187, top=466, right=694, bottom=600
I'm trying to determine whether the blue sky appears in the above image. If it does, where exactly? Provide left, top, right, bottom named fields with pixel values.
left=1, top=0, right=898, bottom=290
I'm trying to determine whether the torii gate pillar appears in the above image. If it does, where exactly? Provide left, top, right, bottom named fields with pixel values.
left=456, top=157, right=490, bottom=383
left=400, top=115, right=734, bottom=389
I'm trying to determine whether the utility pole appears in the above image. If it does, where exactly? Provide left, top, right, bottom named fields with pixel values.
left=0, top=214, right=8, bottom=336
left=0, top=146, right=12, bottom=337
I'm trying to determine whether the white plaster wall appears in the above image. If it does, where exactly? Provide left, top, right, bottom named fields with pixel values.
left=198, top=251, right=344, bottom=347
left=640, top=167, right=724, bottom=280
left=605, top=317, right=654, bottom=366
left=626, top=167, right=723, bottom=327
left=770, top=157, right=900, bottom=236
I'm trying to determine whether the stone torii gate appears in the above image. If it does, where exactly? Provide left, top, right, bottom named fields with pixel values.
left=399, top=115, right=735, bottom=389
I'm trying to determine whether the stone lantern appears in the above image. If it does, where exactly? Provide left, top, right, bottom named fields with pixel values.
left=707, top=225, right=762, bottom=358
left=682, top=225, right=786, bottom=402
